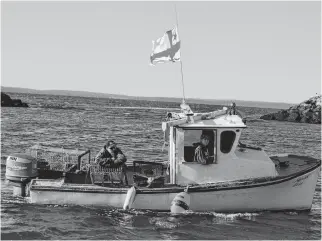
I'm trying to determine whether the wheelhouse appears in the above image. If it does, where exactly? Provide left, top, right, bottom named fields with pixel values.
left=163, top=109, right=277, bottom=185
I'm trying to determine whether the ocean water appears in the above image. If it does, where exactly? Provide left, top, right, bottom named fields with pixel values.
left=1, top=93, right=321, bottom=240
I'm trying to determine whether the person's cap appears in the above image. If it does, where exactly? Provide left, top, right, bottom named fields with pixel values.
left=200, top=134, right=210, bottom=140
left=106, top=140, right=116, bottom=146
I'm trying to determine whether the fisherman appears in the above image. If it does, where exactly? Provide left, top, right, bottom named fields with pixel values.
left=194, top=134, right=214, bottom=165
left=95, top=140, right=127, bottom=168
left=229, top=102, right=236, bottom=115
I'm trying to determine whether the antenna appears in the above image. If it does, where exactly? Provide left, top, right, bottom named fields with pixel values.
left=174, top=3, right=186, bottom=104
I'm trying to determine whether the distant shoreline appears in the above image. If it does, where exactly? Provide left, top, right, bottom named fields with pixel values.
left=1, top=86, right=294, bottom=109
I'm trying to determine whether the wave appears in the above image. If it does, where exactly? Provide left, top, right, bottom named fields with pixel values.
left=212, top=212, right=261, bottom=219
left=176, top=210, right=261, bottom=218
left=107, top=207, right=262, bottom=219
left=244, top=116, right=265, bottom=123
left=34, top=104, right=86, bottom=111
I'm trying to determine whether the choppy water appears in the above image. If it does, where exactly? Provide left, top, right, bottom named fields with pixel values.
left=1, top=93, right=321, bottom=240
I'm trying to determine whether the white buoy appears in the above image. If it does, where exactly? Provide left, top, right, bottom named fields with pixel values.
left=170, top=190, right=191, bottom=214
left=123, top=186, right=136, bottom=210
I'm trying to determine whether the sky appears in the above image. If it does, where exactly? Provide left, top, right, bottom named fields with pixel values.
left=1, top=1, right=321, bottom=103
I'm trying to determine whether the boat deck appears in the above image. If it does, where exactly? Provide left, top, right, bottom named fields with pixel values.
left=33, top=154, right=321, bottom=191
left=270, top=154, right=320, bottom=177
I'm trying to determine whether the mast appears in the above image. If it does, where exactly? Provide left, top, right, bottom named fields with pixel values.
left=174, top=4, right=186, bottom=104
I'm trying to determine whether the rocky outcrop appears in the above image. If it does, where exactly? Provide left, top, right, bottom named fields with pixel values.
left=260, top=95, right=321, bottom=124
left=1, top=92, right=29, bottom=107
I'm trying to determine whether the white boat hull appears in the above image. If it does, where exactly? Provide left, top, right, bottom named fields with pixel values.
left=29, top=166, right=320, bottom=212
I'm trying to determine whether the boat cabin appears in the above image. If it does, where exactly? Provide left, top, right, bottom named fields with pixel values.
left=163, top=107, right=278, bottom=185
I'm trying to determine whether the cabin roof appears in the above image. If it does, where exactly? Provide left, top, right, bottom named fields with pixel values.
left=178, top=114, right=246, bottom=128
left=162, top=108, right=247, bottom=133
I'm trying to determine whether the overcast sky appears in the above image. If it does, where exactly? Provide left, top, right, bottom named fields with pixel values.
left=1, top=1, right=321, bottom=103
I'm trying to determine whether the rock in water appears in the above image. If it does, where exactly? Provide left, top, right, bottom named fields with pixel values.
left=288, top=112, right=300, bottom=122
left=1, top=92, right=29, bottom=107
left=260, top=95, right=321, bottom=124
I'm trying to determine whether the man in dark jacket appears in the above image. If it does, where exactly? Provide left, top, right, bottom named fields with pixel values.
left=95, top=140, right=127, bottom=168
left=194, top=134, right=214, bottom=165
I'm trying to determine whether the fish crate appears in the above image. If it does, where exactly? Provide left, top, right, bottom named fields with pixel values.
left=27, top=144, right=91, bottom=172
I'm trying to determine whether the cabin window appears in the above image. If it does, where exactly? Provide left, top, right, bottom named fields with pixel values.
left=220, top=131, right=236, bottom=153
left=183, top=129, right=216, bottom=163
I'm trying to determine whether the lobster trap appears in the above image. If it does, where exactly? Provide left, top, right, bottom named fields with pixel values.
left=88, top=163, right=128, bottom=186
left=27, top=144, right=91, bottom=172
left=132, top=161, right=167, bottom=187
left=133, top=161, right=165, bottom=176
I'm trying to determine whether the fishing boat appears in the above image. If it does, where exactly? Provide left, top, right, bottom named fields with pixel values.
left=4, top=13, right=321, bottom=212
left=4, top=103, right=321, bottom=212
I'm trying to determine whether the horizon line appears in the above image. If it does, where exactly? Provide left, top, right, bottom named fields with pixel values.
left=1, top=85, right=300, bottom=105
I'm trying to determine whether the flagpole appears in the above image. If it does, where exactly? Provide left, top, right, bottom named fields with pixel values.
left=174, top=3, right=186, bottom=104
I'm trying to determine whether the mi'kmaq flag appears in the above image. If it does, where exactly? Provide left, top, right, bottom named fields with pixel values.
left=150, top=26, right=181, bottom=66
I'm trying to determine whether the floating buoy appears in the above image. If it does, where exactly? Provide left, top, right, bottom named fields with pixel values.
left=170, top=190, right=191, bottom=214
left=123, top=186, right=136, bottom=210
